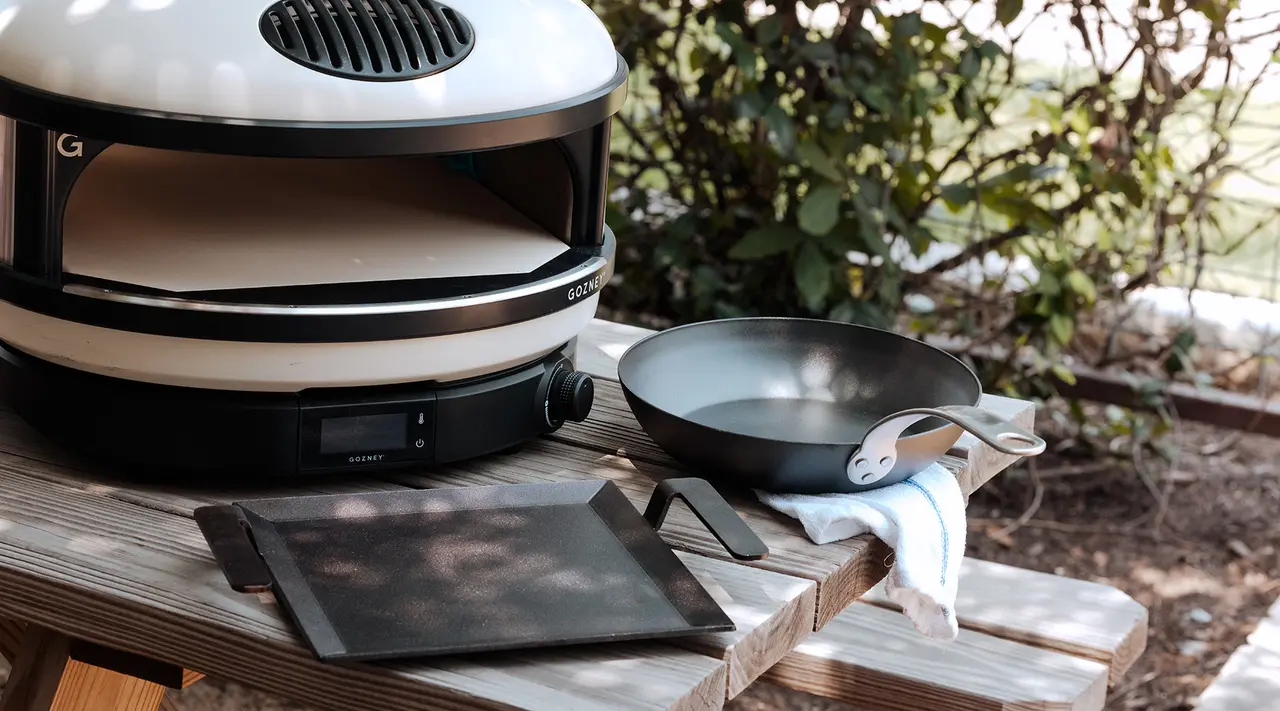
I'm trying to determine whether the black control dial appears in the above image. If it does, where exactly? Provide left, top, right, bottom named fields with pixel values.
left=548, top=369, right=594, bottom=424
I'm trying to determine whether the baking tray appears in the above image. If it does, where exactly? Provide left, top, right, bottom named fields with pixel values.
left=196, top=478, right=768, bottom=662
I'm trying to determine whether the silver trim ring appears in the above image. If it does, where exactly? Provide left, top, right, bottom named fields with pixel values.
left=62, top=256, right=610, bottom=317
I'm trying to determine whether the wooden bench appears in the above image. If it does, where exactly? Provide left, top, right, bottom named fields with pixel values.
left=0, top=318, right=1148, bottom=711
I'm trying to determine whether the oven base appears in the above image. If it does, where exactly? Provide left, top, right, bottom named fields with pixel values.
left=0, top=339, right=587, bottom=481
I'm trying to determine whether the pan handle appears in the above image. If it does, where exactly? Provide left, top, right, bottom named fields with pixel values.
left=644, top=478, right=769, bottom=561
left=848, top=405, right=1047, bottom=486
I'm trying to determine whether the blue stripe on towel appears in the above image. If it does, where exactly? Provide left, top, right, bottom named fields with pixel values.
left=904, top=478, right=949, bottom=587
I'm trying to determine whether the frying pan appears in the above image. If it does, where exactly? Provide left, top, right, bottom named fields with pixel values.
left=617, top=317, right=1046, bottom=494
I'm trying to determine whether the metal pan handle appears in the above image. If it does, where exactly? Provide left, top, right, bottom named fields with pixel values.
left=644, top=478, right=769, bottom=561
left=848, top=405, right=1047, bottom=486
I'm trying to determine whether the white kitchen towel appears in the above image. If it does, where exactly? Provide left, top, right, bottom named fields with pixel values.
left=754, top=463, right=965, bottom=641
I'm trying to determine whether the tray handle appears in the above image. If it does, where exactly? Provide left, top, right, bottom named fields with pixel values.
left=194, top=504, right=273, bottom=593
left=643, top=478, right=769, bottom=561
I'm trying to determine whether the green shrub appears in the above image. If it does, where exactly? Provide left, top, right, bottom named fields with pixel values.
left=593, top=0, right=1271, bottom=391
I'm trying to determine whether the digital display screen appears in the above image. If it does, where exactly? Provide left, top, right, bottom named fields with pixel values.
left=319, top=413, right=407, bottom=455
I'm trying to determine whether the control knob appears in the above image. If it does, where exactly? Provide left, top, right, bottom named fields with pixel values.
left=548, top=369, right=594, bottom=424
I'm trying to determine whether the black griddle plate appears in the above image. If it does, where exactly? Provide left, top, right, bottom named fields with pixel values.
left=196, top=478, right=768, bottom=662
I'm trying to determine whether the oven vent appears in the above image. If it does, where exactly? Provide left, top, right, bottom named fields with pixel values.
left=260, top=0, right=474, bottom=81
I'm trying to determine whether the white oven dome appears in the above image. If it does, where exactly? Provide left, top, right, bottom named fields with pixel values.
left=0, top=0, right=621, bottom=123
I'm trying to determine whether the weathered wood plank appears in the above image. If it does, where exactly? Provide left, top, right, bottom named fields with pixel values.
left=50, top=659, right=169, bottom=711
left=549, top=376, right=677, bottom=465
left=860, top=557, right=1148, bottom=685
left=657, top=552, right=813, bottom=699
left=764, top=603, right=1110, bottom=711
left=1195, top=644, right=1280, bottom=711
left=335, top=547, right=814, bottom=702
left=0, top=459, right=729, bottom=711
left=0, top=409, right=82, bottom=472
left=948, top=394, right=1038, bottom=496
left=179, top=671, right=204, bottom=689
left=574, top=319, right=654, bottom=381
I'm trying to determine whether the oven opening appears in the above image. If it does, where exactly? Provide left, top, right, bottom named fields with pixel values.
left=60, top=141, right=575, bottom=294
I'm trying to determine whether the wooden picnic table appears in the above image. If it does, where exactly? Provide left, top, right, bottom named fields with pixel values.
left=0, top=318, right=1035, bottom=711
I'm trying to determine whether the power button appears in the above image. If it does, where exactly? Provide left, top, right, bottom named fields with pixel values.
left=414, top=438, right=425, bottom=449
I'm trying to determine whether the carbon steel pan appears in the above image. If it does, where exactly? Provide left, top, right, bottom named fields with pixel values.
left=617, top=317, right=1045, bottom=494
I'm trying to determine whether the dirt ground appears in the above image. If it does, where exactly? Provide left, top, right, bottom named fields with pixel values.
left=86, top=412, right=1280, bottom=711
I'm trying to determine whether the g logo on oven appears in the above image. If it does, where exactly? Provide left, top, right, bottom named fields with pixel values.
left=57, top=134, right=84, bottom=158
left=567, top=275, right=603, bottom=302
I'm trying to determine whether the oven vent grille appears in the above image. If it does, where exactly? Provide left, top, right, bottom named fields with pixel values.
left=260, top=0, right=474, bottom=81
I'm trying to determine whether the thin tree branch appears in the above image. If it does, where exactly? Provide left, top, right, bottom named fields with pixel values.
left=909, top=191, right=1095, bottom=283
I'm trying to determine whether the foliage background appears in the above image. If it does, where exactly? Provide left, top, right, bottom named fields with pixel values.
left=590, top=0, right=1280, bottom=407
